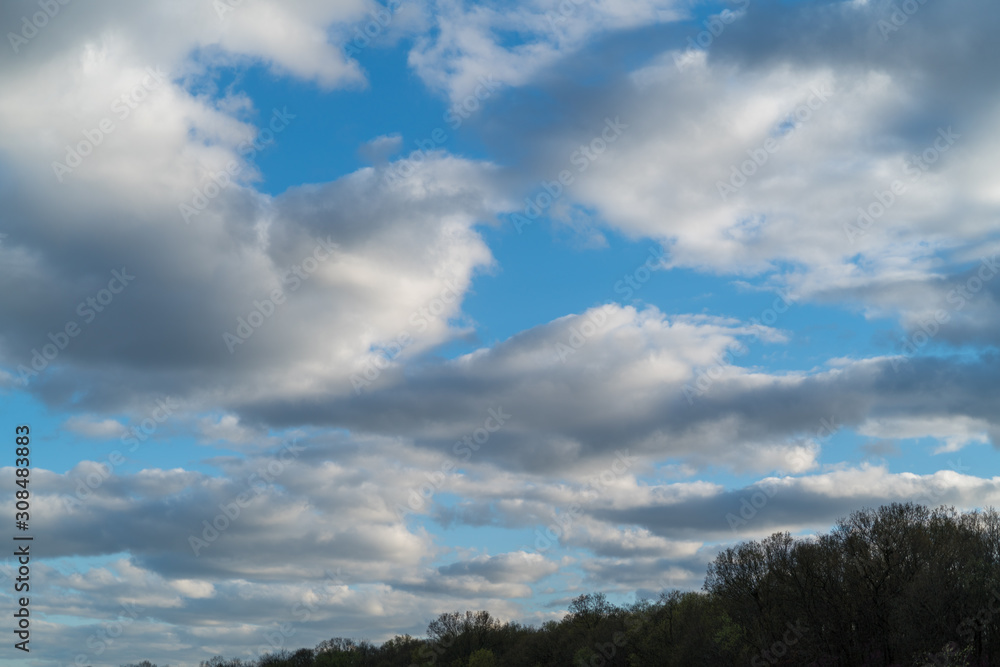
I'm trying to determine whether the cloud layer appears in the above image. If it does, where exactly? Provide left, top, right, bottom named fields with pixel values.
left=1, top=0, right=998, bottom=665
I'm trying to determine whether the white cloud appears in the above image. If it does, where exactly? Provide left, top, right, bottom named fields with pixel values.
left=3, top=1, right=1000, bottom=663
left=408, top=0, right=685, bottom=102
left=857, top=415, right=993, bottom=453
left=64, top=415, right=124, bottom=438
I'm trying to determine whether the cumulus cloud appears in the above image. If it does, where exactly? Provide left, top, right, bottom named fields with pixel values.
left=2, top=0, right=998, bottom=663
left=471, top=0, right=1000, bottom=346
left=239, top=305, right=1000, bottom=479
left=2, top=137, right=507, bottom=413
left=0, top=0, right=514, bottom=421
left=0, top=0, right=370, bottom=86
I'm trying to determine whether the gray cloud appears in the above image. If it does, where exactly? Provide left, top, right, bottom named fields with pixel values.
left=2, top=0, right=999, bottom=664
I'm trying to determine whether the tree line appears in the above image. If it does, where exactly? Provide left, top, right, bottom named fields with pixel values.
left=124, top=502, right=999, bottom=666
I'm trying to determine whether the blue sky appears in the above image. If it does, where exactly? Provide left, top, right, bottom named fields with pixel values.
left=1, top=0, right=1000, bottom=665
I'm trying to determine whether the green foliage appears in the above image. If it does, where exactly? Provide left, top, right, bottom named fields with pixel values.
left=467, top=648, right=496, bottom=667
